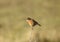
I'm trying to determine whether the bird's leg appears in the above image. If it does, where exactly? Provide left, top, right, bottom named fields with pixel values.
left=32, top=27, right=33, bottom=30
left=31, top=26, right=33, bottom=30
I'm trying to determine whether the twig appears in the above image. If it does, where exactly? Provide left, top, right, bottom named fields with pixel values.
left=29, top=27, right=33, bottom=42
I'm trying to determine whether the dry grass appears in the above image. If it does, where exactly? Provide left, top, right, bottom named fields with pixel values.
left=0, top=0, right=60, bottom=42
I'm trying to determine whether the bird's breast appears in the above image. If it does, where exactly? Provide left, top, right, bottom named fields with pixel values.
left=26, top=20, right=33, bottom=27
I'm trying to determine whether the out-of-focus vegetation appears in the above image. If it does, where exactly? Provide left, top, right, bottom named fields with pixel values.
left=0, top=0, right=60, bottom=42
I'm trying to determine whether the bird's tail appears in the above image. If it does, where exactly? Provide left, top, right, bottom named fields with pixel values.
left=38, top=24, right=41, bottom=26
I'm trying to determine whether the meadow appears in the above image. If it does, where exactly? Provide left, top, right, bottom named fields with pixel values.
left=0, top=0, right=60, bottom=42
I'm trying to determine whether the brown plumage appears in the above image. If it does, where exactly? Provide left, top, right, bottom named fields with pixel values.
left=26, top=17, right=41, bottom=27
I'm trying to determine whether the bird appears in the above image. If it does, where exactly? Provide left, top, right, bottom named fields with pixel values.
left=26, top=17, right=41, bottom=29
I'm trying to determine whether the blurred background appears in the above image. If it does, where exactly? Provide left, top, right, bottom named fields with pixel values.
left=0, top=0, right=60, bottom=42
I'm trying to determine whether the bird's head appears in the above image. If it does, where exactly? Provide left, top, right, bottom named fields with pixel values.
left=27, top=17, right=32, bottom=20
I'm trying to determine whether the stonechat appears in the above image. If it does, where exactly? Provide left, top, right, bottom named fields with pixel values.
left=26, top=17, right=41, bottom=28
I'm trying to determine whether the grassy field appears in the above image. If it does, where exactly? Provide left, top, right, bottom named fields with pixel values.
left=0, top=0, right=60, bottom=42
